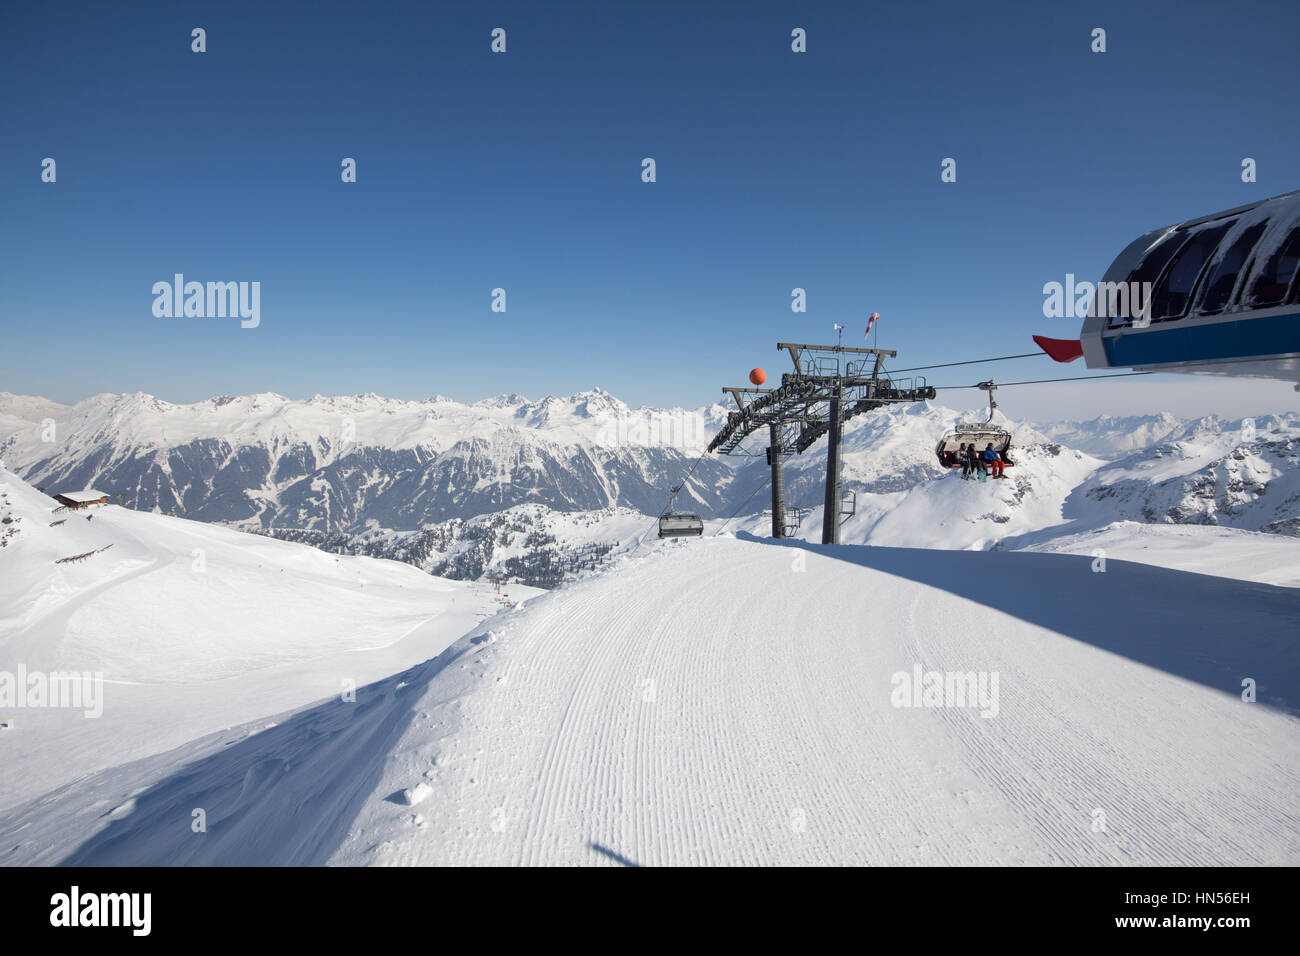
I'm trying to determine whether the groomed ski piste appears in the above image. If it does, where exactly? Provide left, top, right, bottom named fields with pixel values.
left=0, top=464, right=1297, bottom=866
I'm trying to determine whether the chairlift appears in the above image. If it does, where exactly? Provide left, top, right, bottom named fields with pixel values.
left=658, top=484, right=704, bottom=538
left=934, top=380, right=1014, bottom=469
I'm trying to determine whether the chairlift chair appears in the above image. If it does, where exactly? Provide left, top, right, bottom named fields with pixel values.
left=934, top=380, right=1014, bottom=468
left=658, top=484, right=704, bottom=538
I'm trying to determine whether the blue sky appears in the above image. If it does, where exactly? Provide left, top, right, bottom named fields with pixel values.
left=2, top=0, right=1297, bottom=419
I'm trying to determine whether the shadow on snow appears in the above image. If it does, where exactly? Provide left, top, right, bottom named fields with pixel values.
left=738, top=531, right=1300, bottom=714
left=48, top=643, right=481, bottom=866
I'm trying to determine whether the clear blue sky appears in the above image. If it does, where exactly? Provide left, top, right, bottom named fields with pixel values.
left=2, top=0, right=1297, bottom=418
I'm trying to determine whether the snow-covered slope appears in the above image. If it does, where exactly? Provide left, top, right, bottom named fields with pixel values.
left=854, top=442, right=1101, bottom=550
left=1, top=535, right=1294, bottom=865
left=1017, top=521, right=1300, bottom=588
left=737, top=440, right=1101, bottom=551
left=0, top=465, right=537, bottom=808
left=1070, top=414, right=1300, bottom=535
left=771, top=401, right=1055, bottom=503
left=738, top=414, right=1300, bottom=554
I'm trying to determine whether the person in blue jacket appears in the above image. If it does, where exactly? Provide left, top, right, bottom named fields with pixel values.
left=983, top=443, right=1004, bottom=478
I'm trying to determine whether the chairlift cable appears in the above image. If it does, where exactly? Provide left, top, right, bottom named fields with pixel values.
left=654, top=446, right=710, bottom=517
left=933, top=371, right=1155, bottom=389
left=637, top=444, right=713, bottom=546
left=886, top=352, right=1046, bottom=373
left=713, top=477, right=772, bottom=537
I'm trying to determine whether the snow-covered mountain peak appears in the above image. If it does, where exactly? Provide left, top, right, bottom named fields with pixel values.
left=0, top=388, right=739, bottom=531
left=1031, top=412, right=1192, bottom=459
left=0, top=392, right=71, bottom=422
left=3, top=388, right=1296, bottom=546
left=473, top=392, right=530, bottom=410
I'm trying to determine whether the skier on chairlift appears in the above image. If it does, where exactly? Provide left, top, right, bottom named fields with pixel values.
left=983, top=443, right=1005, bottom=479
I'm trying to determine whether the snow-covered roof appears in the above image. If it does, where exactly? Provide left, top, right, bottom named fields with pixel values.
left=56, top=489, right=109, bottom=503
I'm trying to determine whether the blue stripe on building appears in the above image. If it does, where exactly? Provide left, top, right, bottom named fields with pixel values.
left=1104, top=311, right=1300, bottom=368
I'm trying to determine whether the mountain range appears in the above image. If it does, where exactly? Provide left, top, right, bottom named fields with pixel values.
left=2, top=390, right=1297, bottom=588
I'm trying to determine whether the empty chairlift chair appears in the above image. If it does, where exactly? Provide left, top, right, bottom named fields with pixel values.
left=658, top=484, right=704, bottom=538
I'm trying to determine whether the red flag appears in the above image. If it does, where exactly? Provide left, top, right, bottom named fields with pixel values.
left=1033, top=335, right=1084, bottom=363
left=864, top=312, right=879, bottom=339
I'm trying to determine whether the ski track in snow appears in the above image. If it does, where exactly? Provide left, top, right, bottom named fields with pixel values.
left=2, top=535, right=1296, bottom=866
left=331, top=538, right=1298, bottom=866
